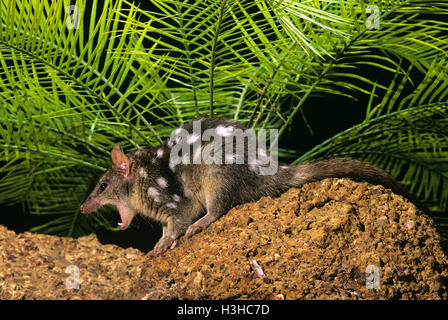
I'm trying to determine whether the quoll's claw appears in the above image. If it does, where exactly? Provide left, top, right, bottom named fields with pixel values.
left=185, top=224, right=203, bottom=237
left=170, top=239, right=179, bottom=249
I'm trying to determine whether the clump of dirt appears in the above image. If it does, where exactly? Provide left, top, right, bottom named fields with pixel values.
left=1, top=178, right=447, bottom=299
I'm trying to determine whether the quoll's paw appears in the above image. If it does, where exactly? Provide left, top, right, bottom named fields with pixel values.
left=185, top=223, right=203, bottom=237
left=150, top=237, right=175, bottom=256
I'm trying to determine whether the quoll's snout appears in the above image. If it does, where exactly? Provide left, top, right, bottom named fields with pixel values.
left=79, top=198, right=100, bottom=214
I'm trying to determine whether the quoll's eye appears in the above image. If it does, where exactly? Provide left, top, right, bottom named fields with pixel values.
left=99, top=182, right=108, bottom=193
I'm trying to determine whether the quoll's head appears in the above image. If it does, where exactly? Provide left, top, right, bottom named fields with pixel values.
left=80, top=144, right=136, bottom=230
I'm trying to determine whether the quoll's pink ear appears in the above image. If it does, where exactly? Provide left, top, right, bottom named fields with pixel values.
left=111, top=144, right=130, bottom=177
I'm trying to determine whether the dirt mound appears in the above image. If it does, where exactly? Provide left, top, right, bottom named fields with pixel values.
left=1, top=178, right=447, bottom=299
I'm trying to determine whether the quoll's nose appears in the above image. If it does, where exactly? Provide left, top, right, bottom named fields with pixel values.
left=79, top=198, right=100, bottom=214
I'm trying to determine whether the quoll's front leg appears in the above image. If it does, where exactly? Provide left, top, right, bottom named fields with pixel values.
left=152, top=234, right=175, bottom=255
left=148, top=199, right=205, bottom=255
left=150, top=218, right=186, bottom=255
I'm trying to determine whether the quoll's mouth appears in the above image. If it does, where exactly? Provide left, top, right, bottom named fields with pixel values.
left=116, top=205, right=129, bottom=230
left=80, top=200, right=132, bottom=230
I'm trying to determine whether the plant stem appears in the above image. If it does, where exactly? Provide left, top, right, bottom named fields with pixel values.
left=209, top=0, right=227, bottom=117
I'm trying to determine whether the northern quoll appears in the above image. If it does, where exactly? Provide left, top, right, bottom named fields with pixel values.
left=80, top=118, right=422, bottom=254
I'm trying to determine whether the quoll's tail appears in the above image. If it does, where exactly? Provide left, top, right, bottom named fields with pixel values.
left=288, top=158, right=426, bottom=211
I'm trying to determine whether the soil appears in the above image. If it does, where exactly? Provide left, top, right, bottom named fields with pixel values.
left=1, top=178, right=447, bottom=299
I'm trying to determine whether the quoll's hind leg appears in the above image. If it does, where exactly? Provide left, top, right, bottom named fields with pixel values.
left=185, top=173, right=231, bottom=237
left=185, top=210, right=222, bottom=237
left=185, top=192, right=230, bottom=237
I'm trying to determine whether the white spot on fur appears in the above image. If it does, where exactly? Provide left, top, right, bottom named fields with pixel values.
left=169, top=160, right=177, bottom=172
left=183, top=186, right=193, bottom=198
left=172, top=194, right=181, bottom=202
left=165, top=202, right=177, bottom=209
left=280, top=166, right=288, bottom=169
left=156, top=148, right=164, bottom=158
left=156, top=177, right=168, bottom=188
left=147, top=187, right=160, bottom=198
left=139, top=168, right=148, bottom=178
left=180, top=173, right=193, bottom=198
